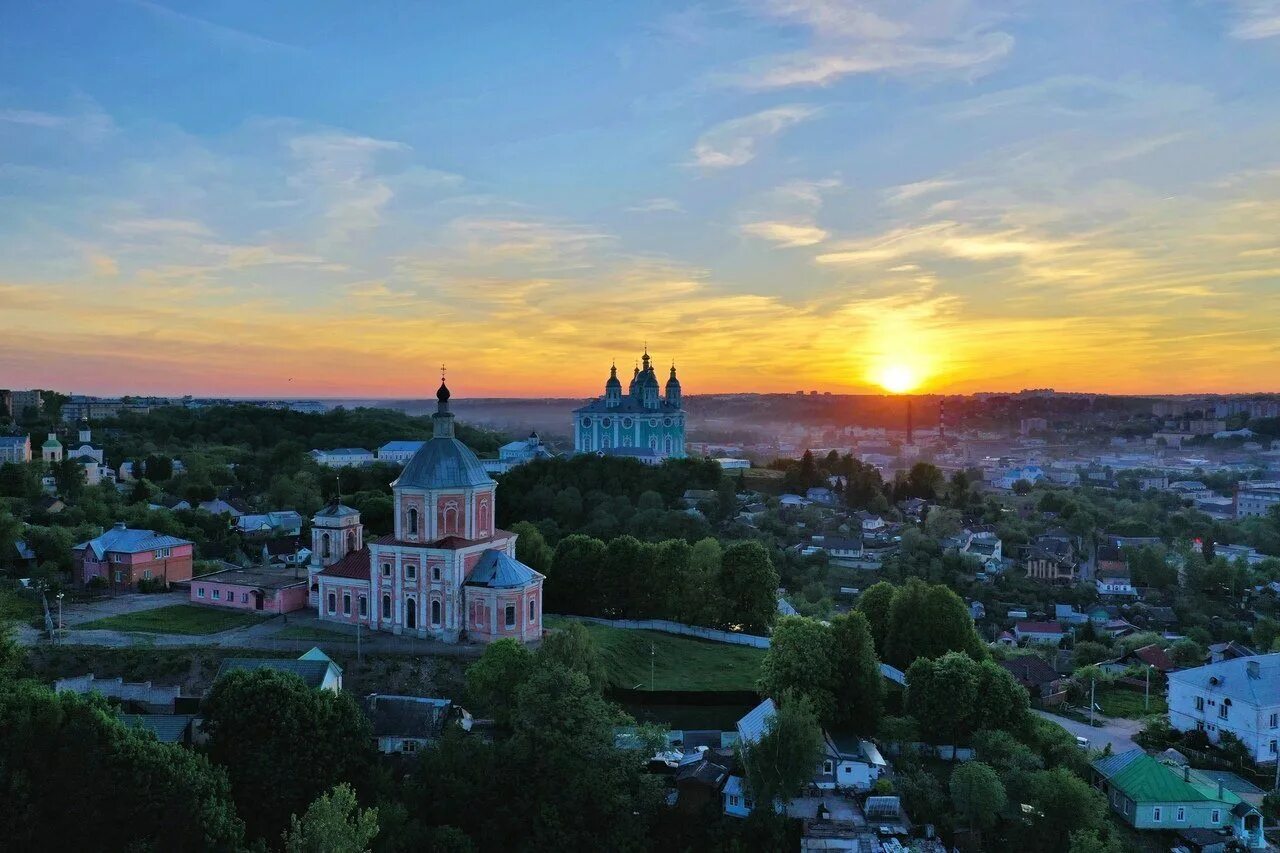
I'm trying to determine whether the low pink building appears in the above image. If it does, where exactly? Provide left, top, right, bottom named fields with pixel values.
left=191, top=565, right=309, bottom=614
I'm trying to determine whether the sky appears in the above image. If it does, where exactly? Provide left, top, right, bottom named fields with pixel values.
left=2, top=0, right=1280, bottom=398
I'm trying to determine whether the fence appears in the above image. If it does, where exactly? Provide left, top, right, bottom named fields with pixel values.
left=554, top=615, right=772, bottom=648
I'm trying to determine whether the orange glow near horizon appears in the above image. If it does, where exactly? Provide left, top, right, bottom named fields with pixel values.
left=874, top=363, right=921, bottom=395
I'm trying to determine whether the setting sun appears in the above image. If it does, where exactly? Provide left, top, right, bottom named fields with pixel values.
left=876, top=364, right=920, bottom=395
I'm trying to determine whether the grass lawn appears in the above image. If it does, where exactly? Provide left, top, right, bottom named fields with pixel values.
left=76, top=604, right=268, bottom=635
left=546, top=615, right=765, bottom=692
left=1096, top=685, right=1167, bottom=719
left=273, top=624, right=356, bottom=642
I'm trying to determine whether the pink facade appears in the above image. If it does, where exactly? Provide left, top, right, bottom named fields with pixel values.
left=312, top=379, right=544, bottom=644
left=190, top=570, right=309, bottom=614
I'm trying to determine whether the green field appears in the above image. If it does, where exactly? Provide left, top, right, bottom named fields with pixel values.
left=1095, top=685, right=1167, bottom=719
left=76, top=604, right=268, bottom=635
left=545, top=616, right=765, bottom=692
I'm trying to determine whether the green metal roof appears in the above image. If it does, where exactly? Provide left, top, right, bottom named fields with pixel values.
left=1101, top=752, right=1243, bottom=805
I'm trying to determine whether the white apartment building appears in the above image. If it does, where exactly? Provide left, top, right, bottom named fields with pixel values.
left=1167, top=655, right=1280, bottom=764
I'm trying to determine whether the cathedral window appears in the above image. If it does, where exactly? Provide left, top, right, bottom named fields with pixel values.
left=382, top=594, right=391, bottom=620
left=382, top=563, right=391, bottom=578
left=359, top=596, right=367, bottom=617
left=602, top=418, right=611, bottom=428
left=406, top=564, right=416, bottom=580
left=529, top=599, right=537, bottom=623
left=321, top=533, right=331, bottom=559
left=347, top=531, right=356, bottom=551
left=649, top=418, right=658, bottom=427
left=622, top=418, right=632, bottom=428
left=580, top=417, right=590, bottom=427
left=327, top=593, right=336, bottom=614
left=432, top=600, right=442, bottom=625
left=505, top=605, right=516, bottom=628
left=433, top=565, right=441, bottom=581
left=664, top=418, right=673, bottom=427
left=407, top=506, right=418, bottom=536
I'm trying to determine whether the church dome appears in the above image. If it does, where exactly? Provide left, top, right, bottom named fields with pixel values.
left=392, top=437, right=494, bottom=490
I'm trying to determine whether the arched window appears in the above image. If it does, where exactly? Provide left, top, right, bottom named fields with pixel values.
left=382, top=594, right=391, bottom=620
left=342, top=594, right=351, bottom=616
left=321, top=532, right=331, bottom=559
left=442, top=502, right=459, bottom=534
left=431, top=599, right=441, bottom=625
left=407, top=506, right=418, bottom=537
left=528, top=598, right=537, bottom=623
left=327, top=592, right=336, bottom=614
left=405, top=598, right=416, bottom=630
left=346, top=531, right=356, bottom=551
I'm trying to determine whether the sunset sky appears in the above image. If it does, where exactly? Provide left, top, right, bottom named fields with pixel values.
left=3, top=1, right=1280, bottom=397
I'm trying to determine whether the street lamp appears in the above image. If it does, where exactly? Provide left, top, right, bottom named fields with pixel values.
left=56, top=592, right=64, bottom=645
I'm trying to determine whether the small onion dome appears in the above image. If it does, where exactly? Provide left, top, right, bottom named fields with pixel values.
left=436, top=380, right=451, bottom=403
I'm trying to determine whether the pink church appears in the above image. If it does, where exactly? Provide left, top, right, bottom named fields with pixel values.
left=310, top=379, right=544, bottom=643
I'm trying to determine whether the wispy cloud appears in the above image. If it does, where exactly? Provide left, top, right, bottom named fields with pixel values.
left=288, top=131, right=409, bottom=238
left=627, top=197, right=684, bottom=213
left=124, top=0, right=298, bottom=52
left=1226, top=1, right=1280, bottom=39
left=741, top=220, right=829, bottom=247
left=732, top=0, right=1013, bottom=89
left=691, top=105, right=818, bottom=168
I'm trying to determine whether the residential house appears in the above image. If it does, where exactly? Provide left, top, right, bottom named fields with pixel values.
left=1053, top=604, right=1089, bottom=626
left=149, top=494, right=192, bottom=512
left=0, top=434, right=31, bottom=463
left=681, top=489, right=718, bottom=508
left=805, top=487, right=837, bottom=506
left=814, top=731, right=887, bottom=791
left=73, top=523, right=194, bottom=588
left=807, top=535, right=862, bottom=563
left=1025, top=540, right=1079, bottom=584
left=35, top=495, right=65, bottom=515
left=199, top=498, right=247, bottom=518
left=1097, top=566, right=1139, bottom=598
left=674, top=752, right=735, bottom=814
left=1167, top=655, right=1280, bottom=764
left=377, top=440, right=426, bottom=465
left=999, top=656, right=1069, bottom=703
left=1208, top=642, right=1258, bottom=664
left=1121, top=643, right=1176, bottom=674
left=1216, top=544, right=1269, bottom=567
left=191, top=565, right=309, bottom=614
left=996, top=465, right=1045, bottom=490
left=852, top=511, right=886, bottom=533
left=54, top=674, right=184, bottom=713
left=216, top=647, right=343, bottom=693
left=1091, top=749, right=1264, bottom=848
left=260, top=537, right=310, bottom=567
left=311, top=448, right=375, bottom=468
left=482, top=432, right=554, bottom=475
left=1236, top=484, right=1280, bottom=520
left=363, top=694, right=470, bottom=755
left=1013, top=620, right=1067, bottom=646
left=235, top=510, right=304, bottom=537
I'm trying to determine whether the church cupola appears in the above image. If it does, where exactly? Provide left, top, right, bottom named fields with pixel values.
left=78, top=418, right=91, bottom=445
left=433, top=369, right=455, bottom=439
left=665, top=361, right=682, bottom=407
left=605, top=362, right=622, bottom=407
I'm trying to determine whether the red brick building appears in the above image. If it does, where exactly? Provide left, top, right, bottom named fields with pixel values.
left=73, top=523, right=195, bottom=589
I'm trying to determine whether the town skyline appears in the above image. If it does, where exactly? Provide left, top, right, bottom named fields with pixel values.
left=4, top=1, right=1280, bottom=397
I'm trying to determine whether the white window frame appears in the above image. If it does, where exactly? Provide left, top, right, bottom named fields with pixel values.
left=1270, top=712, right=1278, bottom=729
left=822, top=760, right=834, bottom=775
left=212, top=589, right=221, bottom=600
left=1153, top=807, right=1162, bottom=823
left=382, top=563, right=392, bottom=578
left=1211, top=809, right=1221, bottom=824
left=1176, top=807, right=1185, bottom=822
left=327, top=592, right=336, bottom=614
left=505, top=605, right=516, bottom=628
left=529, top=599, right=537, bottom=623
left=406, top=564, right=416, bottom=580
left=197, top=587, right=205, bottom=598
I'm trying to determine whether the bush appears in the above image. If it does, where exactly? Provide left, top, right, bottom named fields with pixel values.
left=86, top=577, right=107, bottom=591
left=137, top=577, right=169, bottom=594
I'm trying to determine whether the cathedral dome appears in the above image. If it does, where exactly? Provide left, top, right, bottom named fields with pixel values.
left=392, top=437, right=494, bottom=490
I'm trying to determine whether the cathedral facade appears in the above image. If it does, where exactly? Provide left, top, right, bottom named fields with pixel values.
left=573, top=350, right=685, bottom=461
left=310, top=379, right=544, bottom=644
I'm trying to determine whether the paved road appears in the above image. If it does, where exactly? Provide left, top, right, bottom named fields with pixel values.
left=1034, top=709, right=1142, bottom=755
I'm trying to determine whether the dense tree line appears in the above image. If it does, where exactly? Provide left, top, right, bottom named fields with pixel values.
left=757, top=613, right=882, bottom=733
left=495, top=455, right=724, bottom=544
left=539, top=530, right=779, bottom=633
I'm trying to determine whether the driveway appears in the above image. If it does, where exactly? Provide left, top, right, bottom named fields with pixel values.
left=1034, top=709, right=1142, bottom=755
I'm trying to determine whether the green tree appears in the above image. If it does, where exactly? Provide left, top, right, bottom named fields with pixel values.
left=743, top=692, right=825, bottom=808
left=284, top=783, right=379, bottom=853
left=465, top=637, right=534, bottom=727
left=202, top=668, right=374, bottom=843
left=950, top=762, right=1006, bottom=831
left=1028, top=767, right=1107, bottom=851
left=718, top=541, right=780, bottom=633
left=536, top=621, right=607, bottom=692
left=906, top=652, right=979, bottom=745
left=856, top=581, right=897, bottom=659
left=906, top=462, right=944, bottom=499
left=758, top=616, right=837, bottom=722
left=924, top=506, right=963, bottom=540
left=829, top=611, right=883, bottom=734
left=1170, top=638, right=1206, bottom=668
left=511, top=521, right=553, bottom=575
left=0, top=682, right=244, bottom=851
left=548, top=534, right=607, bottom=615
left=680, top=537, right=723, bottom=625
left=884, top=579, right=984, bottom=669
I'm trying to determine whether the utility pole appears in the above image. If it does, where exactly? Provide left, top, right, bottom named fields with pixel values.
left=1089, top=677, right=1096, bottom=727
left=650, top=642, right=655, bottom=692
left=56, top=592, right=64, bottom=645
left=1145, top=666, right=1151, bottom=712
left=357, top=620, right=362, bottom=665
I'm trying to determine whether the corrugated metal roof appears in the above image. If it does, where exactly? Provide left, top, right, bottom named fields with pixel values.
left=216, top=658, right=336, bottom=690
left=75, top=525, right=192, bottom=559
left=736, top=698, right=777, bottom=745
left=119, top=714, right=194, bottom=744
left=1167, top=654, right=1280, bottom=707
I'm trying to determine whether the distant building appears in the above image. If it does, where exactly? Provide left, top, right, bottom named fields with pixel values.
left=311, top=448, right=375, bottom=467
left=1237, top=484, right=1280, bottom=520
left=41, top=433, right=62, bottom=463
left=482, top=431, right=554, bottom=475
left=715, top=457, right=751, bottom=470
left=4, top=389, right=44, bottom=419
left=377, top=441, right=426, bottom=465
left=0, top=434, right=31, bottom=463
left=574, top=350, right=685, bottom=460
left=216, top=648, right=343, bottom=693
left=73, top=523, right=194, bottom=589
left=1013, top=621, right=1066, bottom=646
left=363, top=694, right=469, bottom=754
left=235, top=510, right=304, bottom=537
